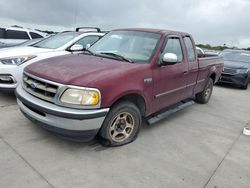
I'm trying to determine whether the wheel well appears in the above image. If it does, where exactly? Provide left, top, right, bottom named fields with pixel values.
left=210, top=73, right=216, bottom=83
left=112, top=94, right=146, bottom=116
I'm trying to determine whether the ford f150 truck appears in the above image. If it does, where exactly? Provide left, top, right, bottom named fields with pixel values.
left=15, top=28, right=223, bottom=146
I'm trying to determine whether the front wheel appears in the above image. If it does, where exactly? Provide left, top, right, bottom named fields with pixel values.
left=241, top=83, right=248, bottom=89
left=195, top=78, right=214, bottom=104
left=98, top=101, right=141, bottom=146
left=241, top=78, right=249, bottom=89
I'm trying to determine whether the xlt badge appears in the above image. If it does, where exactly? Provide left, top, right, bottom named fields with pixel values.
left=144, top=78, right=153, bottom=84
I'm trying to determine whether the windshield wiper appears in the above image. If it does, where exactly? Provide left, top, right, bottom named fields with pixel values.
left=100, top=52, right=134, bottom=63
left=33, top=45, right=43, bottom=48
left=82, top=49, right=96, bottom=56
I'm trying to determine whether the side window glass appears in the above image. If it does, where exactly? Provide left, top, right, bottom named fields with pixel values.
left=6, top=30, right=30, bottom=39
left=76, top=36, right=100, bottom=48
left=161, top=38, right=183, bottom=62
left=0, top=28, right=5, bottom=38
left=184, top=37, right=196, bottom=62
left=30, top=32, right=43, bottom=39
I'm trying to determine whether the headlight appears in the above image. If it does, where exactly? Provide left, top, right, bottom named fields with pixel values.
left=0, top=56, right=36, bottom=65
left=60, top=88, right=100, bottom=106
left=236, top=69, right=249, bottom=74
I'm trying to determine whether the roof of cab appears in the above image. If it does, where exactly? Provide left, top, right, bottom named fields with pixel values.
left=113, top=28, right=190, bottom=36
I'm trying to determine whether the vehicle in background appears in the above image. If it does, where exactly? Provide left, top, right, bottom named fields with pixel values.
left=0, top=38, right=44, bottom=49
left=219, top=49, right=250, bottom=89
left=196, top=47, right=219, bottom=58
left=0, top=27, right=46, bottom=46
left=204, top=49, right=220, bottom=57
left=17, top=38, right=44, bottom=47
left=196, top=47, right=205, bottom=58
left=0, top=41, right=8, bottom=48
left=16, top=28, right=224, bottom=146
left=0, top=27, right=105, bottom=90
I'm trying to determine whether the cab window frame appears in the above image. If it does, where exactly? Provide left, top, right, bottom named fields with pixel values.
left=160, top=35, right=184, bottom=64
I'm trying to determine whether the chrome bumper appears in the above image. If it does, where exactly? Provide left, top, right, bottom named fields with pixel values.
left=0, top=64, right=21, bottom=89
left=15, top=85, right=109, bottom=132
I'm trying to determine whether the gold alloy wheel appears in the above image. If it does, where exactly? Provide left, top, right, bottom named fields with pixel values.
left=204, top=82, right=212, bottom=100
left=109, top=112, right=135, bottom=143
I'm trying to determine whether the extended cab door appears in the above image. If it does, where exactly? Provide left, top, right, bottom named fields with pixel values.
left=183, top=36, right=199, bottom=97
left=152, top=36, right=189, bottom=112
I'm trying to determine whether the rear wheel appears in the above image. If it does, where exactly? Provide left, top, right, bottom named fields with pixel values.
left=98, top=101, right=141, bottom=146
left=195, top=78, right=213, bottom=104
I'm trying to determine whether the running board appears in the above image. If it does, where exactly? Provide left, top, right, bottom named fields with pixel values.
left=147, top=100, right=195, bottom=125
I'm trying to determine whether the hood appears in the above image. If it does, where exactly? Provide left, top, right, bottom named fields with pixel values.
left=224, top=60, right=250, bottom=69
left=25, top=54, right=145, bottom=86
left=0, top=46, right=54, bottom=58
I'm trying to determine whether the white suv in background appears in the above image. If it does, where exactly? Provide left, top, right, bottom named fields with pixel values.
left=0, top=26, right=46, bottom=46
left=0, top=27, right=105, bottom=90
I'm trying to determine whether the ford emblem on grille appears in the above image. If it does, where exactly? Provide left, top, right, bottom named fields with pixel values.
left=30, top=82, right=37, bottom=89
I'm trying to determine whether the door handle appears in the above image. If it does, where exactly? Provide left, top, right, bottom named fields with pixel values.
left=183, top=71, right=188, bottom=75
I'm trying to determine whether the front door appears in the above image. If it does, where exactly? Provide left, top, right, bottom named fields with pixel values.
left=153, top=36, right=189, bottom=112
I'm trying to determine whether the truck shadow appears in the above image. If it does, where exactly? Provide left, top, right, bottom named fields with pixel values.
left=141, top=109, right=187, bottom=132
left=29, top=108, right=189, bottom=152
left=33, top=126, right=113, bottom=152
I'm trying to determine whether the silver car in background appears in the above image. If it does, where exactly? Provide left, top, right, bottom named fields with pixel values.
left=0, top=27, right=105, bottom=90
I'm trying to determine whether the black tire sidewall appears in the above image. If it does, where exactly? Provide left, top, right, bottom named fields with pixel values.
left=196, top=78, right=213, bottom=104
left=98, top=101, right=141, bottom=146
left=241, top=82, right=248, bottom=89
left=241, top=75, right=249, bottom=89
left=205, top=78, right=213, bottom=101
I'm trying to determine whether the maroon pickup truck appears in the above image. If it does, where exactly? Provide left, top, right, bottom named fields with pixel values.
left=15, top=28, right=223, bottom=146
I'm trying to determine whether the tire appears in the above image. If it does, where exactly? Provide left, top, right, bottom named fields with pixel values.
left=241, top=82, right=248, bottom=90
left=98, top=101, right=141, bottom=147
left=241, top=76, right=249, bottom=89
left=195, top=78, right=214, bottom=104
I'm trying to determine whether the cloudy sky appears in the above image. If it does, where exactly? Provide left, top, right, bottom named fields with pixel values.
left=0, top=0, right=250, bottom=47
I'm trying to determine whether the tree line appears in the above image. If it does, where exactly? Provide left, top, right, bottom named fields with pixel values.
left=196, top=44, right=250, bottom=51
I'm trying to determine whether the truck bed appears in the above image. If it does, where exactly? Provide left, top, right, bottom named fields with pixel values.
left=195, top=56, right=224, bottom=94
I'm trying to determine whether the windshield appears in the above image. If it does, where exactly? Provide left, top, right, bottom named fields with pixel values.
left=221, top=51, right=250, bottom=63
left=18, top=38, right=43, bottom=46
left=89, top=30, right=161, bottom=62
left=33, top=32, right=80, bottom=49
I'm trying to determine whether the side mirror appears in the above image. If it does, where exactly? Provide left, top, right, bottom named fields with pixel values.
left=69, top=44, right=84, bottom=52
left=161, top=53, right=178, bottom=66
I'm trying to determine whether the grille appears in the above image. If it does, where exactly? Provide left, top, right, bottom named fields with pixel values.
left=221, top=77, right=233, bottom=83
left=223, top=68, right=236, bottom=75
left=23, top=73, right=59, bottom=102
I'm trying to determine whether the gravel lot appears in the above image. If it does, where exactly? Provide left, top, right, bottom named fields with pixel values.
left=0, top=85, right=250, bottom=188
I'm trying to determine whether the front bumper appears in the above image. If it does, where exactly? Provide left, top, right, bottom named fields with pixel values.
left=219, top=72, right=249, bottom=86
left=15, top=85, right=109, bottom=141
left=0, top=64, right=22, bottom=89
